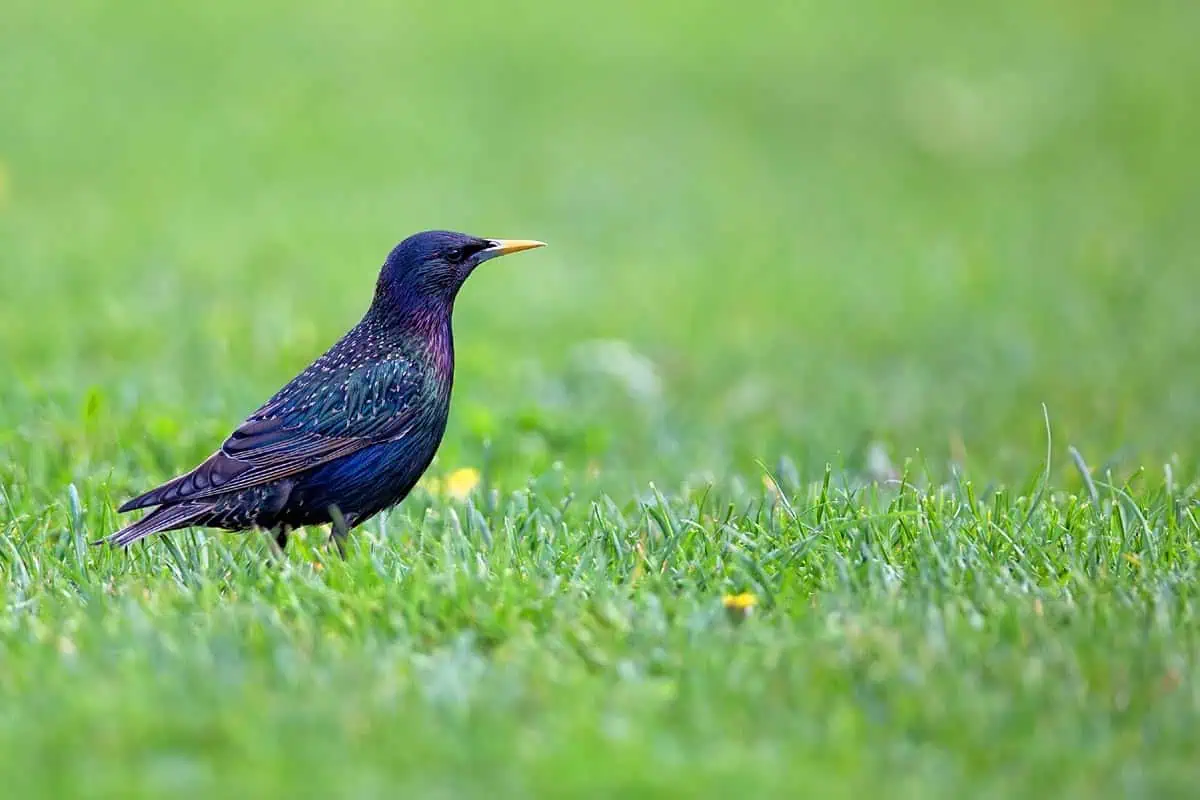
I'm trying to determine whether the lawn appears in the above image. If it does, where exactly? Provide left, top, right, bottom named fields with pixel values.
left=2, top=1, right=1199, bottom=797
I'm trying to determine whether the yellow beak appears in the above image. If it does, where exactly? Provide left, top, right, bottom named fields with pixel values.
left=483, top=238, right=547, bottom=258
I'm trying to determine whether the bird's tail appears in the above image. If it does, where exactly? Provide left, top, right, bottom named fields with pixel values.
left=99, top=502, right=212, bottom=547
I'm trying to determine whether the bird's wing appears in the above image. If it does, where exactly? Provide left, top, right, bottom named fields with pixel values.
left=119, top=357, right=430, bottom=511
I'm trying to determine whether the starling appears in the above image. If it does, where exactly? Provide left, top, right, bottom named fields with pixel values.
left=104, top=230, right=545, bottom=550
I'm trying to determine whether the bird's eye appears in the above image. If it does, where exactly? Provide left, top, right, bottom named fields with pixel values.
left=446, top=247, right=466, bottom=263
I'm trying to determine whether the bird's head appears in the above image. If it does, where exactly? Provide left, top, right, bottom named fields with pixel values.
left=374, top=230, right=545, bottom=311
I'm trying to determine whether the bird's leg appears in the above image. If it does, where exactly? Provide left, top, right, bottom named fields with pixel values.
left=263, top=524, right=291, bottom=561
left=261, top=484, right=294, bottom=559
left=327, top=505, right=349, bottom=559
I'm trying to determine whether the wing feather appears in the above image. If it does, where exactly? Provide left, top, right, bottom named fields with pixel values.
left=120, top=354, right=428, bottom=512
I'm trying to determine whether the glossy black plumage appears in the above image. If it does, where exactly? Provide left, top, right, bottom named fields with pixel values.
left=105, top=230, right=544, bottom=549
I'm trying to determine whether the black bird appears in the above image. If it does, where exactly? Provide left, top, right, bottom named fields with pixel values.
left=105, top=230, right=545, bottom=550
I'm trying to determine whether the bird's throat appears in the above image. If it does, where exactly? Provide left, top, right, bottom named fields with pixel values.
left=421, top=308, right=455, bottom=386
left=366, top=292, right=455, bottom=392
left=404, top=301, right=455, bottom=384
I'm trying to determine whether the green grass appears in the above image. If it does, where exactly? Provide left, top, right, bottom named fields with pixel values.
left=2, top=0, right=1199, bottom=796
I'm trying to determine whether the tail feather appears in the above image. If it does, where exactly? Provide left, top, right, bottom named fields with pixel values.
left=100, top=502, right=212, bottom=547
left=116, top=450, right=237, bottom=512
left=118, top=475, right=192, bottom=512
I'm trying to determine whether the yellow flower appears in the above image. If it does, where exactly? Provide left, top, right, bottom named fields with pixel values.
left=421, top=467, right=481, bottom=500
left=723, top=592, right=757, bottom=621
left=445, top=467, right=481, bottom=500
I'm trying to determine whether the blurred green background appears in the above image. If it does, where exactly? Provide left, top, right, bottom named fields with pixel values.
left=2, top=1, right=1199, bottom=796
left=4, top=0, right=1197, bottom=488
